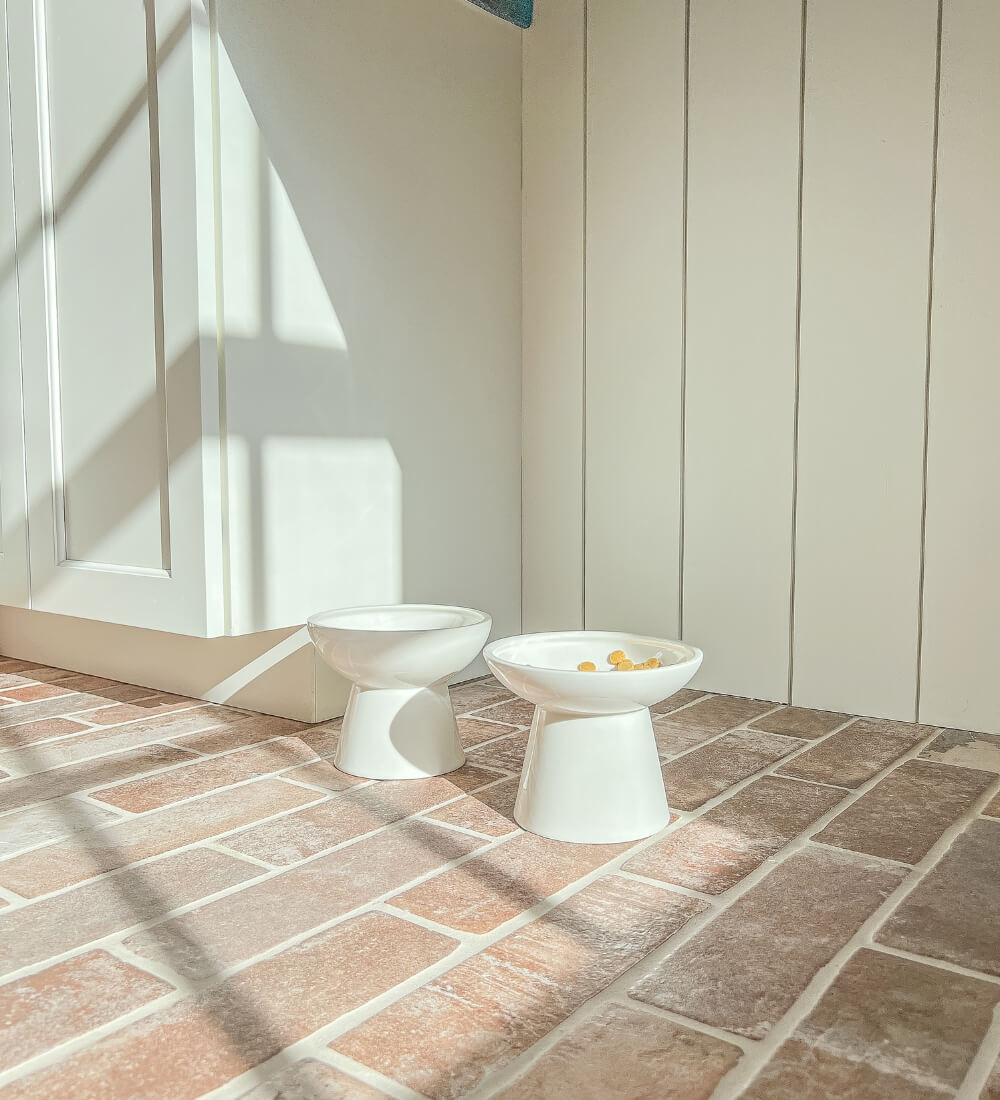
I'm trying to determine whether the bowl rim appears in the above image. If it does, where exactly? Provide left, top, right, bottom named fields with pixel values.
left=307, top=603, right=491, bottom=634
left=484, top=630, right=702, bottom=673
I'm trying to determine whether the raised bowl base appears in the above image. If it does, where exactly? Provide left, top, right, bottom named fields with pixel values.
left=514, top=705, right=670, bottom=844
left=334, top=683, right=466, bottom=780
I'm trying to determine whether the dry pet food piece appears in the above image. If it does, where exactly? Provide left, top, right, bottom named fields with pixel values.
left=577, top=661, right=597, bottom=672
left=608, top=650, right=627, bottom=666
left=614, top=658, right=635, bottom=671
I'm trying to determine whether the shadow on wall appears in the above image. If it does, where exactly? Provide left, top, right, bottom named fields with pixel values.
left=3, top=0, right=521, bottom=700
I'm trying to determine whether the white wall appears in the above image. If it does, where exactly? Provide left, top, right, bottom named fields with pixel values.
left=214, top=0, right=523, bottom=644
left=0, top=0, right=522, bottom=717
left=523, top=0, right=1000, bottom=734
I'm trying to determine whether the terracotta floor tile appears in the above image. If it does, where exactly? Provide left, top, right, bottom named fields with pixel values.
left=91, top=739, right=320, bottom=812
left=0, top=659, right=37, bottom=672
left=3, top=913, right=457, bottom=1100
left=170, top=714, right=309, bottom=755
left=467, top=731, right=530, bottom=772
left=389, top=830, right=632, bottom=933
left=458, top=715, right=518, bottom=746
left=125, top=821, right=483, bottom=980
left=653, top=695, right=777, bottom=759
left=777, top=717, right=934, bottom=789
left=625, top=775, right=845, bottom=893
left=297, top=720, right=342, bottom=758
left=0, top=707, right=246, bottom=773
left=877, top=817, right=1000, bottom=975
left=333, top=876, right=705, bottom=1100
left=51, top=676, right=166, bottom=702
left=629, top=845, right=908, bottom=1038
left=653, top=718, right=723, bottom=758
left=495, top=1001, right=741, bottom=1099
left=814, top=760, right=995, bottom=864
left=0, top=847, right=261, bottom=977
left=650, top=687, right=708, bottom=715
left=450, top=676, right=514, bottom=714
left=445, top=762, right=507, bottom=792
left=280, top=757, right=366, bottom=792
left=82, top=699, right=196, bottom=726
left=219, top=773, right=490, bottom=865
left=0, top=716, right=92, bottom=750
left=10, top=665, right=78, bottom=682
left=425, top=777, right=520, bottom=836
left=0, top=779, right=320, bottom=897
left=663, top=729, right=804, bottom=811
left=0, top=796, right=122, bottom=858
left=743, top=949, right=1000, bottom=1099
left=0, top=743, right=197, bottom=815
left=0, top=949, right=173, bottom=1072
left=0, top=693, right=106, bottom=731
left=750, top=705, right=849, bottom=740
left=475, top=698, right=537, bottom=727
left=920, top=727, right=1000, bottom=772
left=0, top=682, right=76, bottom=704
left=0, top=672, right=38, bottom=690
left=239, top=1058, right=390, bottom=1098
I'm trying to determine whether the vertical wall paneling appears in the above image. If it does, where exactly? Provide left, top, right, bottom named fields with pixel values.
left=0, top=7, right=30, bottom=607
left=584, top=0, right=686, bottom=637
left=791, top=0, right=939, bottom=718
left=918, top=0, right=1000, bottom=731
left=521, top=0, right=586, bottom=631
left=682, top=0, right=803, bottom=699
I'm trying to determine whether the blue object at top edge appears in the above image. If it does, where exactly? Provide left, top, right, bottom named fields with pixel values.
left=466, top=0, right=533, bottom=29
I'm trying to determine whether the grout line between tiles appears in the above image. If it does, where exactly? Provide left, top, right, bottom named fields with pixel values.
left=958, top=1003, right=1000, bottom=1100
left=655, top=706, right=805, bottom=767
left=711, top=734, right=1000, bottom=1098
left=0, top=982, right=186, bottom=1090
left=475, top=720, right=950, bottom=1098
left=870, top=943, right=1000, bottom=989
left=2, top=678, right=994, bottom=1099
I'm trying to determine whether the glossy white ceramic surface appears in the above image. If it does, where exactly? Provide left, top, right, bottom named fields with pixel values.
left=484, top=630, right=703, bottom=843
left=308, top=604, right=491, bottom=780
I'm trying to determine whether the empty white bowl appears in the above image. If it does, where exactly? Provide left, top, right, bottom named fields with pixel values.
left=308, top=604, right=492, bottom=780
left=484, top=630, right=703, bottom=843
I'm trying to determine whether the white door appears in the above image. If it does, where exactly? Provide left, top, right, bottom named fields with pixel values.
left=6, top=0, right=224, bottom=635
left=0, top=9, right=29, bottom=608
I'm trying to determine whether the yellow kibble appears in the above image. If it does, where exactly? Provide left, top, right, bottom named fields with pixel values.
left=643, top=657, right=661, bottom=669
left=608, top=650, right=627, bottom=666
left=615, top=658, right=635, bottom=671
left=577, top=660, right=597, bottom=672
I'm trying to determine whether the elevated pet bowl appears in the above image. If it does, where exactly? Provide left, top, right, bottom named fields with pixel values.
left=484, top=630, right=703, bottom=843
left=308, top=604, right=492, bottom=780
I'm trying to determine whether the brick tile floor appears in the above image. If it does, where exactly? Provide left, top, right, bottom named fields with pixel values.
left=0, top=656, right=998, bottom=1098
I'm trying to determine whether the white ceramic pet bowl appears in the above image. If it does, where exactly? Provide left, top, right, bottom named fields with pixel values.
left=308, top=604, right=492, bottom=780
left=484, top=631, right=703, bottom=843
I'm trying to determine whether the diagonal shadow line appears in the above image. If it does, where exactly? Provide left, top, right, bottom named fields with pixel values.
left=0, top=670, right=672, bottom=1097
left=0, top=712, right=320, bottom=1079
left=0, top=8, right=189, bottom=288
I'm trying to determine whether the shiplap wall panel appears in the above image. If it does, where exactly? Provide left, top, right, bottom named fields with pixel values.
left=791, top=0, right=939, bottom=719
left=522, top=0, right=586, bottom=632
left=682, top=0, right=802, bottom=699
left=918, top=0, right=1000, bottom=731
left=584, top=0, right=685, bottom=637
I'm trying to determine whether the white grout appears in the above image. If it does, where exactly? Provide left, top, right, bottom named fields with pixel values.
left=1, top=679, right=998, bottom=1100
